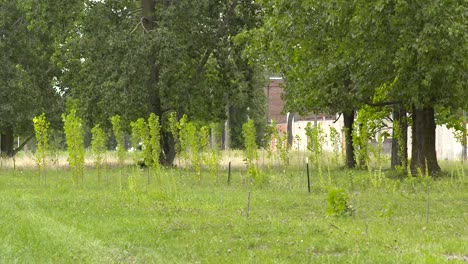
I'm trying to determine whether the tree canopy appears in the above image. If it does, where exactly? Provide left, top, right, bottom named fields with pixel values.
left=244, top=0, right=467, bottom=174
left=0, top=0, right=63, bottom=156
left=1, top=0, right=267, bottom=161
left=2, top=0, right=465, bottom=173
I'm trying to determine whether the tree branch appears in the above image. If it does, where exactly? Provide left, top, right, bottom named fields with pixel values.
left=139, top=17, right=150, bottom=33
left=13, top=134, right=34, bottom=156
left=333, top=113, right=342, bottom=123
left=11, top=16, right=24, bottom=29
left=195, top=0, right=238, bottom=77
left=366, top=101, right=401, bottom=107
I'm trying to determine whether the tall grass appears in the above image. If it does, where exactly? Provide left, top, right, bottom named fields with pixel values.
left=0, top=150, right=466, bottom=262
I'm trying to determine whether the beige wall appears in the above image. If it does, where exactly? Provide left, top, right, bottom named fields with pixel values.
left=282, top=117, right=467, bottom=161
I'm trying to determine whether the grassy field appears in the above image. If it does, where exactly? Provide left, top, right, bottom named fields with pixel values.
left=0, top=153, right=467, bottom=263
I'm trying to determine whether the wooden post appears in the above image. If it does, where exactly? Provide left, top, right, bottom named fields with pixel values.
left=462, top=111, right=467, bottom=162
left=227, top=161, right=231, bottom=185
left=306, top=157, right=310, bottom=193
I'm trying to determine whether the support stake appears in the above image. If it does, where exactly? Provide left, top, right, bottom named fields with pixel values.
left=306, top=157, right=311, bottom=193
left=228, top=161, right=231, bottom=185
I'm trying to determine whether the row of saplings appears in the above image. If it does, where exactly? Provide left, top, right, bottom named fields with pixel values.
left=33, top=109, right=398, bottom=216
left=32, top=109, right=280, bottom=184
left=32, top=110, right=259, bottom=185
left=32, top=108, right=388, bottom=190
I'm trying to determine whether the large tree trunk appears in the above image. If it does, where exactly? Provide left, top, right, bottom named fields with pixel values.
left=0, top=128, right=14, bottom=157
left=391, top=106, right=408, bottom=169
left=142, top=0, right=176, bottom=166
left=410, top=106, right=441, bottom=175
left=343, top=110, right=356, bottom=168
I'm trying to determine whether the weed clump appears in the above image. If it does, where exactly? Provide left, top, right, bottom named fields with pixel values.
left=327, top=188, right=354, bottom=217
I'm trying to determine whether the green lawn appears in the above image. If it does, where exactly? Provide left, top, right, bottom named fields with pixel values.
left=0, top=161, right=466, bottom=263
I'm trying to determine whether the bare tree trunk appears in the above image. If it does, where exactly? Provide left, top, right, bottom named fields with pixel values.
left=343, top=110, right=356, bottom=168
left=0, top=128, right=14, bottom=157
left=410, top=106, right=441, bottom=175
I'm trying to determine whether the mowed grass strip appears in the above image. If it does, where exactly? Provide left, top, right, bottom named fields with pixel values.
left=0, top=163, right=466, bottom=263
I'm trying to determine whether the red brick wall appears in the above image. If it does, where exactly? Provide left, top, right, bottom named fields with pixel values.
left=265, top=79, right=287, bottom=124
left=265, top=78, right=335, bottom=124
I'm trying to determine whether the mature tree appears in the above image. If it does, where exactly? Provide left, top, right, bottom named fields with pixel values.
left=389, top=0, right=466, bottom=174
left=243, top=0, right=378, bottom=168
left=54, top=0, right=265, bottom=164
left=246, top=0, right=466, bottom=174
left=355, top=0, right=467, bottom=174
left=0, top=1, right=63, bottom=157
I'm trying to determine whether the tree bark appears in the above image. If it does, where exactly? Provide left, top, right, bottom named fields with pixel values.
left=410, top=106, right=441, bottom=175
left=0, top=128, right=14, bottom=157
left=391, top=106, right=408, bottom=169
left=343, top=110, right=356, bottom=168
left=141, top=0, right=176, bottom=166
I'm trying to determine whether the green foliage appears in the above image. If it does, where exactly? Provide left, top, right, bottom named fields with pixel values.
left=264, top=120, right=276, bottom=160
left=202, top=141, right=219, bottom=183
left=177, top=114, right=190, bottom=165
left=242, top=119, right=261, bottom=183
left=32, top=113, right=50, bottom=176
left=379, top=203, right=397, bottom=218
left=305, top=123, right=326, bottom=184
left=436, top=108, right=467, bottom=145
left=371, top=131, right=390, bottom=187
left=264, top=121, right=289, bottom=173
left=173, top=115, right=204, bottom=178
left=275, top=131, right=289, bottom=174
left=353, top=106, right=389, bottom=169
left=48, top=128, right=64, bottom=166
left=90, top=124, right=107, bottom=181
left=209, top=122, right=223, bottom=151
left=168, top=112, right=180, bottom=156
left=327, top=188, right=354, bottom=217
left=243, top=0, right=370, bottom=117
left=0, top=1, right=63, bottom=149
left=171, top=113, right=219, bottom=182
left=110, top=115, right=126, bottom=169
left=353, top=119, right=370, bottom=169
left=10, top=0, right=263, bottom=165
left=242, top=119, right=258, bottom=166
left=393, top=119, right=407, bottom=172
left=199, top=126, right=210, bottom=157
left=0, top=164, right=466, bottom=262
left=53, top=0, right=265, bottom=134
left=130, top=118, right=150, bottom=166
left=186, top=122, right=202, bottom=178
left=305, top=123, right=326, bottom=166
left=200, top=125, right=216, bottom=182
left=329, top=127, right=341, bottom=165
left=148, top=113, right=161, bottom=169
left=62, top=109, right=85, bottom=185
left=246, top=0, right=466, bottom=174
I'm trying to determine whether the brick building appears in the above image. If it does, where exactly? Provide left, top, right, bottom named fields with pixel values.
left=264, top=77, right=467, bottom=160
left=265, top=77, right=335, bottom=125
